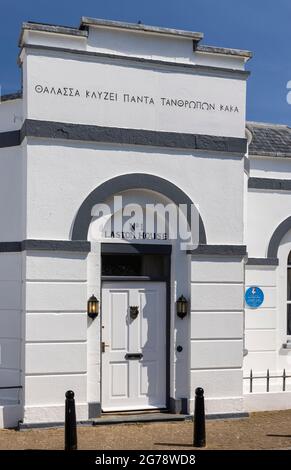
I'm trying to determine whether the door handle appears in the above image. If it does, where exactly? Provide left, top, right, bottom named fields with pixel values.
left=129, top=306, right=139, bottom=320
left=125, top=353, right=143, bottom=360
left=101, top=342, right=110, bottom=353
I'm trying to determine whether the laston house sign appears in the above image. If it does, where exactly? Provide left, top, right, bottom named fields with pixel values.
left=34, top=84, right=240, bottom=114
left=89, top=196, right=200, bottom=250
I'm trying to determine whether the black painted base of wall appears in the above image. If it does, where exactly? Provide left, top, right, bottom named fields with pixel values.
left=18, top=411, right=249, bottom=430
left=169, top=397, right=188, bottom=414
left=88, top=402, right=101, bottom=419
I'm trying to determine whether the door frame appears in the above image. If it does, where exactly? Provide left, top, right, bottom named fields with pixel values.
left=100, top=243, right=172, bottom=412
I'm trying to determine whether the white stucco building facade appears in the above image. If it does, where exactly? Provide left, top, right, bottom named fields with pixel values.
left=0, top=17, right=290, bottom=428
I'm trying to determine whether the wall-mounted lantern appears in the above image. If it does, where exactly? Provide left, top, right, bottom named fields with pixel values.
left=87, top=295, right=99, bottom=319
left=176, top=295, right=188, bottom=319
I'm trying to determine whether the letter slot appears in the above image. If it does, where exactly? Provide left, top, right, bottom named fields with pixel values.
left=125, top=353, right=143, bottom=360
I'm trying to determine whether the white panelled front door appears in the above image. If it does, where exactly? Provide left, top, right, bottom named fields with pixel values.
left=101, top=282, right=167, bottom=411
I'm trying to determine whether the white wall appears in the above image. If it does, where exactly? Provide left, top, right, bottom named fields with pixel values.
left=0, top=138, right=22, bottom=363
left=86, top=27, right=246, bottom=70
left=247, top=154, right=291, bottom=257
left=190, top=256, right=244, bottom=414
left=23, top=251, right=89, bottom=423
left=86, top=28, right=194, bottom=62
left=243, top=230, right=291, bottom=398
left=244, top=392, right=291, bottom=412
left=244, top=265, right=278, bottom=393
left=23, top=50, right=246, bottom=138
left=0, top=253, right=22, bottom=409
left=22, top=30, right=87, bottom=51
left=25, top=141, right=244, bottom=246
left=0, top=146, right=25, bottom=241
left=250, top=156, right=291, bottom=179
left=244, top=153, right=291, bottom=401
left=247, top=189, right=291, bottom=257
left=0, top=99, right=23, bottom=133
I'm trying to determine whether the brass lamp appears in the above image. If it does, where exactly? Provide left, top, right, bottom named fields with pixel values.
left=176, top=295, right=188, bottom=319
left=87, top=295, right=99, bottom=319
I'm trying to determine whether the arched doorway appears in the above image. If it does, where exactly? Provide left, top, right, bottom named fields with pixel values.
left=71, top=174, right=206, bottom=412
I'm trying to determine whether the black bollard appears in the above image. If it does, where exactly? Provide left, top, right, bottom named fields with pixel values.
left=65, top=390, right=78, bottom=450
left=193, top=387, right=206, bottom=448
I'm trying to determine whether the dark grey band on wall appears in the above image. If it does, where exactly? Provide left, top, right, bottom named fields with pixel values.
left=187, top=245, right=247, bottom=256
left=20, top=119, right=247, bottom=154
left=0, top=242, right=22, bottom=252
left=0, top=130, right=20, bottom=148
left=247, top=257, right=279, bottom=266
left=21, top=44, right=250, bottom=80
left=0, top=119, right=247, bottom=153
left=248, top=177, right=291, bottom=191
left=102, top=243, right=172, bottom=255
left=0, top=240, right=91, bottom=253
left=71, top=173, right=207, bottom=244
left=268, top=216, right=291, bottom=259
left=22, top=239, right=91, bottom=252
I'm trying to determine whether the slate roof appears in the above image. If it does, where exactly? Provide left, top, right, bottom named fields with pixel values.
left=247, top=122, right=291, bottom=158
left=0, top=92, right=22, bottom=102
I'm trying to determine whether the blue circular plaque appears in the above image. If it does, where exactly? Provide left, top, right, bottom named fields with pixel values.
left=245, top=286, right=264, bottom=308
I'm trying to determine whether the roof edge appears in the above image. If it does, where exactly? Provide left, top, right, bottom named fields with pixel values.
left=19, top=21, right=88, bottom=47
left=80, top=17, right=204, bottom=41
left=247, top=121, right=290, bottom=129
left=197, top=44, right=252, bottom=60
left=249, top=151, right=291, bottom=159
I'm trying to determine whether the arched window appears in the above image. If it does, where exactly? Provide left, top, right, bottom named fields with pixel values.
left=288, top=251, right=291, bottom=335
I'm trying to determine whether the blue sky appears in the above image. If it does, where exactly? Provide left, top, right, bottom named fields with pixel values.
left=1, top=0, right=291, bottom=125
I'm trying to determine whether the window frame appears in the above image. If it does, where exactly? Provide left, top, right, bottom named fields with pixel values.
left=287, top=254, right=291, bottom=337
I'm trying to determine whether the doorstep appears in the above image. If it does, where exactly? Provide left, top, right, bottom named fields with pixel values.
left=92, top=412, right=189, bottom=425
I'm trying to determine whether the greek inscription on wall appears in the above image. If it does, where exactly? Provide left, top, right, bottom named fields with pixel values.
left=34, top=84, right=240, bottom=113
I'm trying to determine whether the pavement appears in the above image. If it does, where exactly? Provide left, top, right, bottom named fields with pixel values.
left=1, top=410, right=291, bottom=450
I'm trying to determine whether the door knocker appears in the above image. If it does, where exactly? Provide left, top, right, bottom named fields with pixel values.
left=129, top=306, right=139, bottom=320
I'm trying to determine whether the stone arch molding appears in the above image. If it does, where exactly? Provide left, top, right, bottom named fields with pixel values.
left=268, top=216, right=291, bottom=259
left=71, top=173, right=207, bottom=244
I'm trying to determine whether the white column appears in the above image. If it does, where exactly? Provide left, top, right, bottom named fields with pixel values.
left=86, top=242, right=101, bottom=417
